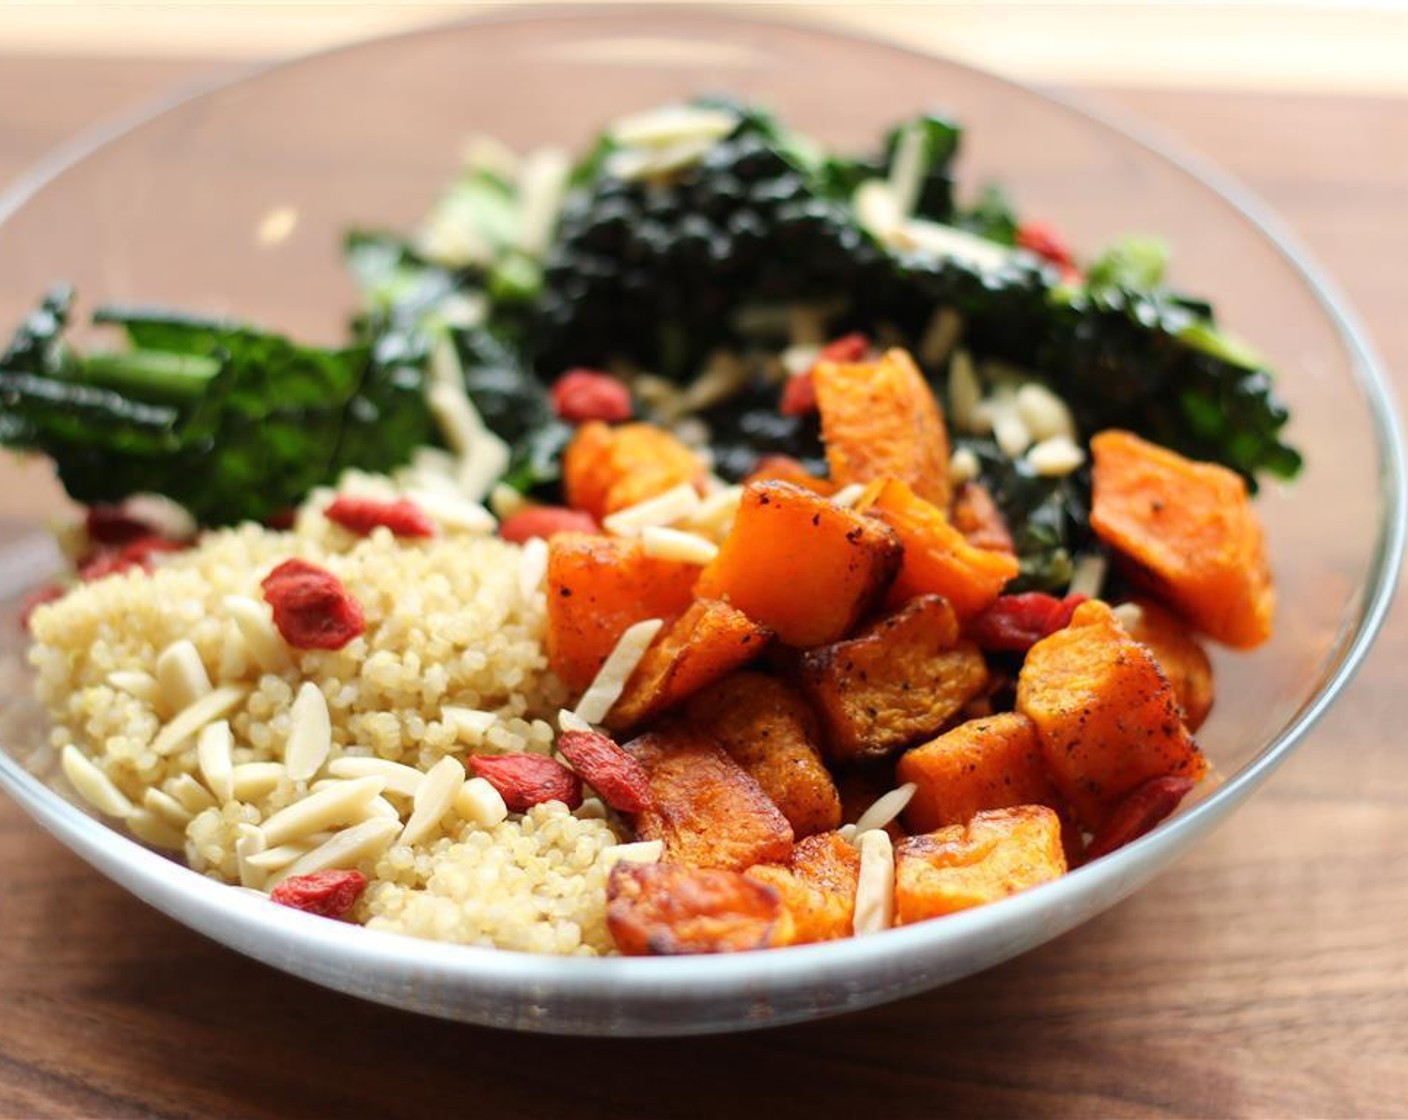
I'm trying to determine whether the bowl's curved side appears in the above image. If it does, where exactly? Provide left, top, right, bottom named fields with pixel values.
left=0, top=8, right=1401, bottom=1036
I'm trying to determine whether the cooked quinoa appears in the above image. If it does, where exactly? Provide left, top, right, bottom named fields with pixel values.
left=26, top=489, right=627, bottom=955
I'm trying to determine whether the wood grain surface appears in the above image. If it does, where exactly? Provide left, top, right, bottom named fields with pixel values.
left=0, top=55, right=1405, bottom=1120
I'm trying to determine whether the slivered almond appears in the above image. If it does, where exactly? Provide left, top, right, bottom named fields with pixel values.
left=853, top=783, right=917, bottom=835
left=640, top=526, right=718, bottom=565
left=107, top=670, right=159, bottom=705
left=405, top=488, right=496, bottom=535
left=557, top=708, right=593, bottom=734
left=59, top=746, right=131, bottom=817
left=948, top=350, right=984, bottom=433
left=197, top=720, right=235, bottom=803
left=601, top=483, right=701, bottom=537
left=829, top=483, right=868, bottom=510
left=573, top=618, right=663, bottom=725
left=327, top=757, right=423, bottom=798
left=270, top=817, right=401, bottom=887
left=258, top=776, right=385, bottom=847
left=231, top=762, right=287, bottom=801
left=165, top=773, right=218, bottom=814
left=400, top=756, right=465, bottom=846
left=152, top=684, right=249, bottom=757
left=285, top=682, right=332, bottom=782
left=235, top=823, right=267, bottom=888
left=853, top=829, right=896, bottom=935
left=143, top=786, right=193, bottom=829
left=1068, top=552, right=1109, bottom=600
left=599, top=840, right=664, bottom=870
left=518, top=536, right=549, bottom=601
left=125, top=808, right=186, bottom=852
left=454, top=776, right=508, bottom=828
left=444, top=706, right=497, bottom=744
left=224, top=595, right=291, bottom=673
left=155, top=639, right=212, bottom=716
left=244, top=840, right=320, bottom=871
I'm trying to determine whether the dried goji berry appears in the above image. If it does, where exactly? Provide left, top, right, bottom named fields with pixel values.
left=84, top=504, right=159, bottom=547
left=324, top=495, right=435, bottom=539
left=817, top=332, right=870, bottom=364
left=1085, top=776, right=1196, bottom=860
left=779, top=372, right=818, bottom=417
left=780, top=334, right=872, bottom=418
left=556, top=729, right=653, bottom=814
left=468, top=752, right=583, bottom=812
left=270, top=869, right=368, bottom=919
left=260, top=558, right=365, bottom=650
left=551, top=369, right=633, bottom=424
left=18, top=583, right=66, bottom=630
left=78, top=536, right=187, bottom=582
left=967, top=592, right=1088, bottom=653
left=499, top=506, right=600, bottom=544
left=1016, top=221, right=1075, bottom=269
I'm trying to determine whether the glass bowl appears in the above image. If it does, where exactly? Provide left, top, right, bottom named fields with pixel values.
left=0, top=9, right=1401, bottom=1036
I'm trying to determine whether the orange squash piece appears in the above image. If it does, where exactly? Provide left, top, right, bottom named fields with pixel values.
left=1123, top=598, right=1215, bottom=731
left=950, top=480, right=1016, bottom=555
left=897, top=712, right=1066, bottom=833
left=545, top=533, right=699, bottom=693
left=626, top=725, right=794, bottom=871
left=743, top=454, right=835, bottom=496
left=893, top=806, right=1067, bottom=924
left=606, top=601, right=772, bottom=732
left=1089, top=429, right=1274, bottom=648
left=607, top=862, right=791, bottom=955
left=813, top=348, right=951, bottom=509
left=800, top=594, right=988, bottom=763
left=745, top=831, right=861, bottom=945
left=1016, top=599, right=1207, bottom=831
left=864, top=478, right=1019, bottom=620
left=685, top=672, right=841, bottom=838
left=563, top=421, right=707, bottom=521
left=696, top=480, right=902, bottom=649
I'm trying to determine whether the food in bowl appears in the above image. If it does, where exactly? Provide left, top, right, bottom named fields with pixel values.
left=0, top=99, right=1298, bottom=955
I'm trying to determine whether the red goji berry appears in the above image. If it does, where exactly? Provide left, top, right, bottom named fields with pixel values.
left=498, top=506, right=600, bottom=544
left=18, top=583, right=67, bottom=630
left=1085, top=776, right=1196, bottom=860
left=78, top=536, right=187, bottom=582
left=555, top=729, right=653, bottom=814
left=265, top=508, right=297, bottom=531
left=270, top=869, right=368, bottom=919
left=260, top=558, right=365, bottom=650
left=324, top=495, right=435, bottom=539
left=1016, top=221, right=1076, bottom=271
left=468, top=752, right=583, bottom=812
left=551, top=369, right=633, bottom=424
left=84, top=504, right=159, bottom=548
left=967, top=592, right=1088, bottom=653
left=780, top=333, right=871, bottom=417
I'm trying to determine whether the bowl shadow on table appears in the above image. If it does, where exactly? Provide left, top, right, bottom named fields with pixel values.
left=8, top=831, right=1240, bottom=1120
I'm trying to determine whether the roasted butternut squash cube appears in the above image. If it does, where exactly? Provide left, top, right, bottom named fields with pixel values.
left=893, top=806, right=1067, bottom=924
left=606, top=601, right=772, bottom=732
left=607, top=862, right=790, bottom=955
left=897, top=712, right=1065, bottom=833
left=685, top=672, right=841, bottom=838
left=950, top=480, right=1015, bottom=555
left=744, top=454, right=835, bottom=496
left=696, top=480, right=902, bottom=649
left=1089, top=429, right=1274, bottom=648
left=545, top=533, right=699, bottom=693
left=814, top=348, right=952, bottom=509
left=800, top=594, right=989, bottom=762
left=563, top=421, right=707, bottom=521
left=1123, top=598, right=1215, bottom=731
left=864, top=478, right=1019, bottom=620
left=626, top=726, right=794, bottom=871
left=1016, top=599, right=1207, bottom=831
left=745, top=831, right=861, bottom=945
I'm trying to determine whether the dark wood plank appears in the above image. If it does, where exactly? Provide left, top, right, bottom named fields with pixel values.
left=0, top=58, right=1405, bottom=1119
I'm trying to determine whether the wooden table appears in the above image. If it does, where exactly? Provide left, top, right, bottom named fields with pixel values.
left=1, top=54, right=1405, bottom=1120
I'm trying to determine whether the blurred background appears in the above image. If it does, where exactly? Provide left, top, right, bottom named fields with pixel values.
left=3, top=1, right=1407, bottom=93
